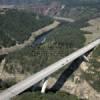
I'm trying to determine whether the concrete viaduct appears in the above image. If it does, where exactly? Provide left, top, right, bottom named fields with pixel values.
left=0, top=39, right=100, bottom=100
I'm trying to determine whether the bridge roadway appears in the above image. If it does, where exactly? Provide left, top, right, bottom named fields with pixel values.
left=0, top=39, right=100, bottom=100
left=53, top=16, right=75, bottom=22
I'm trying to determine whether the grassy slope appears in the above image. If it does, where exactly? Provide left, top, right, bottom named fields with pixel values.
left=13, top=92, right=79, bottom=100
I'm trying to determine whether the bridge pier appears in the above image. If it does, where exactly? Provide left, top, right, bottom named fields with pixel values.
left=83, top=55, right=89, bottom=62
left=41, top=78, right=48, bottom=93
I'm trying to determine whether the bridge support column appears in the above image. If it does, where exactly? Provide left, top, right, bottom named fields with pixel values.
left=41, top=78, right=48, bottom=93
left=83, top=55, right=89, bottom=62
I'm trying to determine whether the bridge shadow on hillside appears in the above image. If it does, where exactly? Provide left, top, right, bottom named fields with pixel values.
left=49, top=57, right=83, bottom=92
left=0, top=55, right=6, bottom=62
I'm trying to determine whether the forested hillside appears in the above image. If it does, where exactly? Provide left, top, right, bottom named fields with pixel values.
left=13, top=92, right=79, bottom=100
left=0, top=9, right=53, bottom=48
left=4, top=21, right=86, bottom=74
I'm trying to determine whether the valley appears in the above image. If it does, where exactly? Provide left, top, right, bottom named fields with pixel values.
left=0, top=0, right=100, bottom=100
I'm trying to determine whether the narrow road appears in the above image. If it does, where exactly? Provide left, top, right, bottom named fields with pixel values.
left=53, top=16, right=75, bottom=22
left=0, top=21, right=60, bottom=55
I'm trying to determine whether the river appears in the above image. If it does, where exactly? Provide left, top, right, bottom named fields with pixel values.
left=32, top=31, right=49, bottom=48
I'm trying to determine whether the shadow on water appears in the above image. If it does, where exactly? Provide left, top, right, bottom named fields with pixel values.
left=49, top=57, right=83, bottom=92
left=31, top=30, right=52, bottom=48
left=31, top=23, right=63, bottom=48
